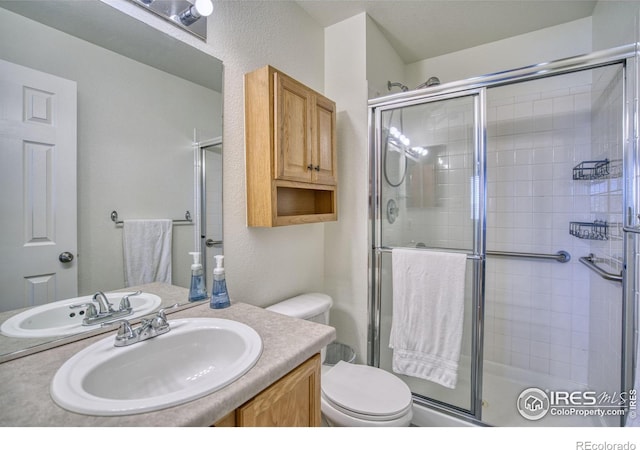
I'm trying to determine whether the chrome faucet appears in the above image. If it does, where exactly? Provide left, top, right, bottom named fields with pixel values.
left=92, top=291, right=114, bottom=314
left=69, top=291, right=139, bottom=326
left=103, top=303, right=179, bottom=347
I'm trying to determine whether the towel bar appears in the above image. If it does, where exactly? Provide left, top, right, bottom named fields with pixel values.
left=376, top=246, right=570, bottom=263
left=110, top=210, right=193, bottom=226
left=487, top=250, right=570, bottom=263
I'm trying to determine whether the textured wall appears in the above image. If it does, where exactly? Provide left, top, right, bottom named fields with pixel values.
left=204, top=2, right=327, bottom=307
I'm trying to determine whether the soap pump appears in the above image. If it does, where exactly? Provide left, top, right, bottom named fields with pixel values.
left=210, top=254, right=230, bottom=309
left=188, top=252, right=208, bottom=302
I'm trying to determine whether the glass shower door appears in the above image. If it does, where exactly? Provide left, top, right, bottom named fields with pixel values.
left=372, top=90, right=485, bottom=416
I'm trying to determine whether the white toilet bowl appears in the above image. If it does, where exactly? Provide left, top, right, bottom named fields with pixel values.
left=321, top=361, right=413, bottom=427
left=266, top=293, right=413, bottom=427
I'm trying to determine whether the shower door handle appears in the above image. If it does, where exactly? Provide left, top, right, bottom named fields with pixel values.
left=623, top=208, right=640, bottom=234
left=623, top=226, right=640, bottom=234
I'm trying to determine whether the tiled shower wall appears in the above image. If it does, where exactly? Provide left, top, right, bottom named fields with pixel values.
left=483, top=71, right=595, bottom=386
left=380, top=65, right=625, bottom=401
left=587, top=66, right=624, bottom=426
left=483, top=65, right=625, bottom=393
left=381, top=96, right=476, bottom=251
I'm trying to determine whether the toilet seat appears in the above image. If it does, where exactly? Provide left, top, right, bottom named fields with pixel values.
left=321, top=361, right=412, bottom=422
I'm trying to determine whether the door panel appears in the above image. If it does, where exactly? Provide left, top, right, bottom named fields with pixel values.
left=375, top=92, right=482, bottom=414
left=274, top=72, right=312, bottom=183
left=0, top=59, right=77, bottom=310
left=312, top=95, right=336, bottom=185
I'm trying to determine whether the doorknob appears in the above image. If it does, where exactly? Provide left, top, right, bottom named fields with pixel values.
left=59, top=252, right=74, bottom=263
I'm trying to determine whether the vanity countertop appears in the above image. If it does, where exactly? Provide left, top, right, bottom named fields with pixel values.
left=0, top=283, right=336, bottom=426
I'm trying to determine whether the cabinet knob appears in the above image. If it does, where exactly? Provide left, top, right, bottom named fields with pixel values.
left=307, top=164, right=314, bottom=171
left=314, top=166, right=320, bottom=171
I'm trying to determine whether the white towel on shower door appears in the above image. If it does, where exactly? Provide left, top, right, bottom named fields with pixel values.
left=389, top=248, right=467, bottom=389
left=122, top=219, right=173, bottom=287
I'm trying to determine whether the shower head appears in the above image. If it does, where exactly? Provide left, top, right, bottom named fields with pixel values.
left=414, top=76, right=441, bottom=90
left=388, top=81, right=409, bottom=92
left=388, top=78, right=440, bottom=93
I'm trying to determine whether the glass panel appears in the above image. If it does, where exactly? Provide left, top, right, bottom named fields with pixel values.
left=482, top=65, right=624, bottom=426
left=376, top=93, right=479, bottom=413
left=378, top=252, right=476, bottom=411
left=380, top=95, right=477, bottom=250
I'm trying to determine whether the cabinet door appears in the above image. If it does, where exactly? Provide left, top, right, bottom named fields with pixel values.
left=236, top=354, right=321, bottom=427
left=312, top=94, right=337, bottom=185
left=274, top=72, right=313, bottom=183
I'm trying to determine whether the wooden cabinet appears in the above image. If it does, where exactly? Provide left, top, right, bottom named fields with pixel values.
left=245, top=65, right=337, bottom=227
left=214, top=354, right=321, bottom=427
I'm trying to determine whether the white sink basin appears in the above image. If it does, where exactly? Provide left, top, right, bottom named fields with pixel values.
left=0, top=292, right=162, bottom=338
left=50, top=318, right=263, bottom=416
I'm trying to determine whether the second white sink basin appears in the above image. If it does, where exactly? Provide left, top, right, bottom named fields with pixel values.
left=50, top=318, right=263, bottom=416
left=0, top=292, right=162, bottom=338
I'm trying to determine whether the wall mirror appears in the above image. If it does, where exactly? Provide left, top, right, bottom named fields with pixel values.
left=0, top=0, right=223, bottom=362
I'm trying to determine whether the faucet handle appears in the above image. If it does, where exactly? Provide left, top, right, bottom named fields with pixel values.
left=156, top=303, right=180, bottom=322
left=152, top=303, right=180, bottom=330
left=119, top=290, right=141, bottom=311
left=69, top=303, right=98, bottom=319
left=102, top=319, right=136, bottom=345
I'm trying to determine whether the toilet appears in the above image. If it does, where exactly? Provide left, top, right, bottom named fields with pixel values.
left=266, top=293, right=413, bottom=427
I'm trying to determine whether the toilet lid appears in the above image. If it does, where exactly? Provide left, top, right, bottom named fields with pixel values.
left=322, top=361, right=412, bottom=419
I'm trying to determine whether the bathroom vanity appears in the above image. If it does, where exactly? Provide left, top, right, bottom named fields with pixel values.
left=0, top=284, right=335, bottom=426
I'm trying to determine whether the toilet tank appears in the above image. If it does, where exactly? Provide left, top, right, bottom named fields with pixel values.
left=265, top=293, right=332, bottom=325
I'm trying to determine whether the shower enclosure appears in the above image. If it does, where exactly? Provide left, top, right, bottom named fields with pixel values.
left=368, top=44, right=639, bottom=427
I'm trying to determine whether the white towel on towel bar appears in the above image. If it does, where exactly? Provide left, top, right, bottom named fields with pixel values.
left=389, top=248, right=467, bottom=389
left=122, top=219, right=173, bottom=287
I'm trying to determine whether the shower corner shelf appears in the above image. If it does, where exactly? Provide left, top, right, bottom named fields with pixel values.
left=569, top=220, right=609, bottom=240
left=572, top=159, right=610, bottom=180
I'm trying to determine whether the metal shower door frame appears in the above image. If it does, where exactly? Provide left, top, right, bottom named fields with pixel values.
left=368, top=88, right=488, bottom=421
left=368, top=43, right=638, bottom=425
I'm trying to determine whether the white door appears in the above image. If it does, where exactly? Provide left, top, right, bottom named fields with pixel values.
left=0, top=59, right=77, bottom=311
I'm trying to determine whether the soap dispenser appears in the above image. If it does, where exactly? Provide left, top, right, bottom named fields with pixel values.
left=210, top=254, right=231, bottom=309
left=188, top=252, right=208, bottom=302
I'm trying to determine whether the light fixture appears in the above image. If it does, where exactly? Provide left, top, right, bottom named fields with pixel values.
left=412, top=146, right=429, bottom=157
left=388, top=126, right=411, bottom=147
left=174, top=0, right=213, bottom=26
left=128, top=0, right=212, bottom=41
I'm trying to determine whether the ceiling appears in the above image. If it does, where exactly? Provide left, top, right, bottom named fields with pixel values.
left=296, top=0, right=598, bottom=63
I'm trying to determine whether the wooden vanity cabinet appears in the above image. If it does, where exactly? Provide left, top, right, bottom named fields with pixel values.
left=245, top=65, right=337, bottom=227
left=214, top=353, right=321, bottom=427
